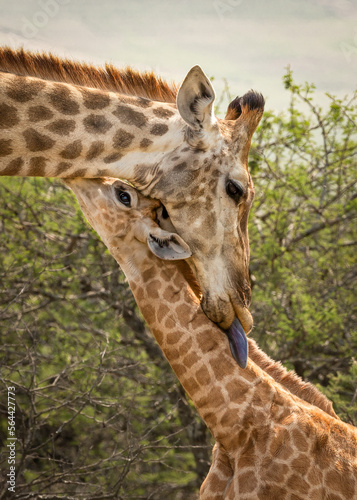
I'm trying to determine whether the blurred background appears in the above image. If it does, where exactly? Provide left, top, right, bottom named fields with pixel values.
left=0, top=0, right=356, bottom=111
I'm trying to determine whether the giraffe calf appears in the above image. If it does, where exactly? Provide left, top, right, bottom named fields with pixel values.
left=67, top=177, right=357, bottom=500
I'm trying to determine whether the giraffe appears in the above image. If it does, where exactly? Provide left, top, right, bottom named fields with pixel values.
left=66, top=176, right=357, bottom=500
left=0, top=47, right=264, bottom=340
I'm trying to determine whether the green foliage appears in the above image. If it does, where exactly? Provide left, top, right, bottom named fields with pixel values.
left=0, top=72, right=356, bottom=497
left=0, top=178, right=209, bottom=499
left=321, top=359, right=357, bottom=424
left=249, top=72, right=357, bottom=424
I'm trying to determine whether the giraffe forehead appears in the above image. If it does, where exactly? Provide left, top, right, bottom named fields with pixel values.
left=153, top=151, right=246, bottom=204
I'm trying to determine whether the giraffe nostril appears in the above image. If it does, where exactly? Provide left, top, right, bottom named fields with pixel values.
left=162, top=205, right=169, bottom=219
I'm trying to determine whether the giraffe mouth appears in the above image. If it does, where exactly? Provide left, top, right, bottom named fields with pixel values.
left=225, top=317, right=248, bottom=369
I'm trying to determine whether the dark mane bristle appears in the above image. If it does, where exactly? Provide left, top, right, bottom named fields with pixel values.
left=241, top=90, right=265, bottom=111
left=0, top=47, right=178, bottom=103
left=225, top=91, right=264, bottom=121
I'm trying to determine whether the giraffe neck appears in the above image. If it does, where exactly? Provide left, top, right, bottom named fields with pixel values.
left=111, top=248, right=305, bottom=455
left=0, top=72, right=182, bottom=180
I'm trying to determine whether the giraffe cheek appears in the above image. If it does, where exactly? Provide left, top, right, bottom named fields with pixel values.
left=113, top=221, right=127, bottom=236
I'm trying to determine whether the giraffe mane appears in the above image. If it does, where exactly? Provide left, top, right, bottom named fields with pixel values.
left=248, top=338, right=338, bottom=419
left=0, top=47, right=178, bottom=103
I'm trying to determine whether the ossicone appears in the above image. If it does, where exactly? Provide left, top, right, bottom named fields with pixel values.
left=225, top=91, right=265, bottom=121
left=225, top=90, right=265, bottom=161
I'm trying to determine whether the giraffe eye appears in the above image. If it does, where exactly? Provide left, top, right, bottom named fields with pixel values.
left=115, top=188, right=131, bottom=207
left=226, top=180, right=244, bottom=203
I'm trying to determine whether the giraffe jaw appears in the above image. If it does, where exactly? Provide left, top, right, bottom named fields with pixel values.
left=225, top=317, right=248, bottom=369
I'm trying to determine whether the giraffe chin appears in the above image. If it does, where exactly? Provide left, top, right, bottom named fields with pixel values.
left=225, top=317, right=248, bottom=369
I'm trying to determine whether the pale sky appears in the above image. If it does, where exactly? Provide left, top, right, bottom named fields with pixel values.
left=0, top=0, right=356, bottom=114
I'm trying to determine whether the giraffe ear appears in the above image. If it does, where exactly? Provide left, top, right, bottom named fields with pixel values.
left=147, top=230, right=192, bottom=261
left=177, top=65, right=216, bottom=132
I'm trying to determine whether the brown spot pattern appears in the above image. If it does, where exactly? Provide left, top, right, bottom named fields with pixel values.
left=86, top=141, right=105, bottom=160
left=176, top=304, right=193, bottom=327
left=263, top=462, right=289, bottom=484
left=46, top=119, right=76, bottom=136
left=307, top=469, right=323, bottom=486
left=104, top=153, right=123, bottom=164
left=60, top=140, right=82, bottom=159
left=204, top=387, right=225, bottom=407
left=237, top=450, right=257, bottom=469
left=66, top=168, right=87, bottom=178
left=289, top=474, right=310, bottom=495
left=83, top=114, right=113, bottom=134
left=224, top=380, right=250, bottom=406
left=96, top=169, right=110, bottom=177
left=146, top=280, right=161, bottom=299
left=2, top=157, right=24, bottom=175
left=28, top=105, right=54, bottom=122
left=173, top=162, right=187, bottom=172
left=140, top=304, right=156, bottom=323
left=204, top=473, right=228, bottom=494
left=150, top=123, right=169, bottom=136
left=7, top=76, right=45, bottom=103
left=203, top=213, right=217, bottom=232
left=292, top=428, right=309, bottom=452
left=210, top=355, right=235, bottom=381
left=238, top=470, right=258, bottom=494
left=258, top=485, right=289, bottom=500
left=164, top=284, right=181, bottom=303
left=28, top=156, right=47, bottom=176
left=113, top=128, right=134, bottom=149
left=140, top=138, right=153, bottom=149
left=112, top=105, right=147, bottom=128
left=0, top=139, right=13, bottom=157
left=49, top=84, right=80, bottom=115
left=80, top=88, right=110, bottom=109
left=291, top=454, right=310, bottom=475
left=171, top=362, right=186, bottom=378
left=123, top=96, right=152, bottom=108
left=183, top=376, right=200, bottom=394
left=178, top=337, right=193, bottom=357
left=142, top=266, right=156, bottom=282
left=156, top=304, right=170, bottom=323
left=195, top=366, right=211, bottom=386
left=164, top=329, right=179, bottom=345
left=55, top=162, right=72, bottom=176
left=182, top=352, right=200, bottom=369
left=0, top=103, right=19, bottom=128
left=23, top=128, right=55, bottom=152
left=153, top=107, right=175, bottom=119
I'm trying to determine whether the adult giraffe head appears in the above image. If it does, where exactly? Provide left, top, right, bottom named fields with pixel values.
left=138, top=67, right=264, bottom=332
left=0, top=49, right=264, bottom=332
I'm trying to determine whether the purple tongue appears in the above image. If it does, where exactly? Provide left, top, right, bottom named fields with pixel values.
left=225, top=317, right=248, bottom=369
